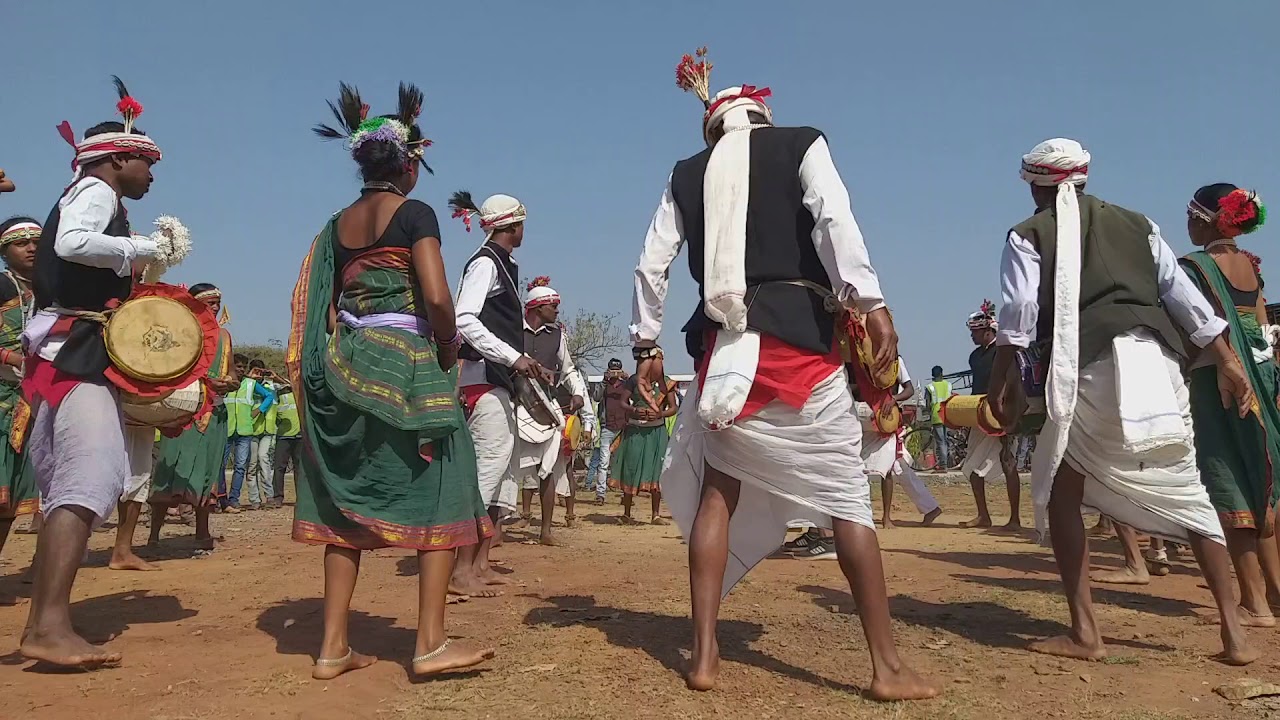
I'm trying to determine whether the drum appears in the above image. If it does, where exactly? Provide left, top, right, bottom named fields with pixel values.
left=562, top=414, right=583, bottom=451
left=105, top=295, right=204, bottom=383
left=855, top=400, right=901, bottom=437
left=939, top=394, right=1004, bottom=436
left=122, top=378, right=204, bottom=429
left=515, top=376, right=564, bottom=444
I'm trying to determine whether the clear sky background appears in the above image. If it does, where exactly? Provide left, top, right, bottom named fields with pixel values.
left=4, top=1, right=1277, bottom=375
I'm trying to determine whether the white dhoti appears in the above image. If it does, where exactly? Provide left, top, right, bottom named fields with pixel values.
left=1033, top=330, right=1224, bottom=545
left=28, top=383, right=128, bottom=527
left=860, top=415, right=940, bottom=515
left=468, top=387, right=518, bottom=516
left=122, top=424, right=155, bottom=504
left=665, top=368, right=875, bottom=597
left=893, top=448, right=941, bottom=515
left=517, top=437, right=573, bottom=498
left=961, top=432, right=1005, bottom=479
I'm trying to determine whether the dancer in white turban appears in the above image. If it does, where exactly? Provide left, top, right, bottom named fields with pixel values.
left=987, top=138, right=1258, bottom=665
left=630, top=47, right=938, bottom=700
left=959, top=301, right=1022, bottom=530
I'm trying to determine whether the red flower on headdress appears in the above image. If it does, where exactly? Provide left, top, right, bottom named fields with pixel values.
left=979, top=299, right=996, bottom=317
left=450, top=207, right=473, bottom=232
left=1217, top=188, right=1259, bottom=239
left=116, top=96, right=144, bottom=119
left=675, top=46, right=712, bottom=105
left=359, top=103, right=370, bottom=121
left=527, top=276, right=552, bottom=291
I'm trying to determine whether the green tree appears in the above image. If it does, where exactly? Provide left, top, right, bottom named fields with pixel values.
left=237, top=340, right=287, bottom=376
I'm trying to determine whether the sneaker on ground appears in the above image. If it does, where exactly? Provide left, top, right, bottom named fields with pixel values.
left=801, top=540, right=838, bottom=560
left=781, top=529, right=821, bottom=553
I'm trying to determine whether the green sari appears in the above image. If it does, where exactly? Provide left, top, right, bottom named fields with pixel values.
left=286, top=216, right=490, bottom=550
left=151, top=330, right=232, bottom=505
left=608, top=377, right=673, bottom=496
left=0, top=274, right=35, bottom=519
left=1180, top=251, right=1280, bottom=530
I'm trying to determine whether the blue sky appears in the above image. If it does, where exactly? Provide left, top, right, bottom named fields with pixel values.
left=4, top=1, right=1277, bottom=374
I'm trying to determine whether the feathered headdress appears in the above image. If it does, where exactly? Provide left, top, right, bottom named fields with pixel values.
left=675, top=47, right=713, bottom=109
left=966, top=300, right=997, bottom=330
left=56, top=76, right=163, bottom=182
left=527, top=276, right=551, bottom=291
left=524, top=275, right=560, bottom=309
left=313, top=82, right=433, bottom=173
left=449, top=190, right=480, bottom=233
left=112, top=75, right=144, bottom=134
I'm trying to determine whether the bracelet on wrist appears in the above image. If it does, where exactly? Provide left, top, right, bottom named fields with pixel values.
left=434, top=330, right=462, bottom=349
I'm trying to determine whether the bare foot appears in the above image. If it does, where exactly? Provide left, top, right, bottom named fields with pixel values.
left=1029, top=634, right=1106, bottom=661
left=540, top=533, right=565, bottom=547
left=1216, top=627, right=1260, bottom=666
left=868, top=663, right=941, bottom=701
left=312, top=649, right=376, bottom=680
left=446, top=593, right=469, bottom=605
left=412, top=639, right=494, bottom=676
left=922, top=508, right=942, bottom=527
left=108, top=553, right=160, bottom=572
left=477, top=567, right=511, bottom=586
left=686, top=640, right=719, bottom=691
left=565, top=515, right=579, bottom=529
left=651, top=516, right=669, bottom=526
left=21, top=627, right=122, bottom=668
left=998, top=519, right=1023, bottom=533
left=1199, top=606, right=1276, bottom=629
left=959, top=516, right=992, bottom=529
left=1092, top=567, right=1150, bottom=586
left=509, top=516, right=530, bottom=530
left=881, top=518, right=897, bottom=530
left=448, top=575, right=503, bottom=599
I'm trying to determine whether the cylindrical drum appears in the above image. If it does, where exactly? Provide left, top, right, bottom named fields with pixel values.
left=939, top=394, right=1004, bottom=436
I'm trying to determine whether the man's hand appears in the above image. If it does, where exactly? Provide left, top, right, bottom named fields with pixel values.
left=569, top=395, right=584, bottom=413
left=0, top=169, right=14, bottom=194
left=438, top=343, right=458, bottom=372
left=513, top=355, right=552, bottom=384
left=862, top=307, right=899, bottom=382
left=251, top=408, right=261, bottom=419
left=1217, top=355, right=1255, bottom=419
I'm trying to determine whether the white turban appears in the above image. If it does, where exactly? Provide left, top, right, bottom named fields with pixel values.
left=703, top=85, right=774, bottom=147
left=479, top=194, right=526, bottom=239
left=1020, top=139, right=1090, bottom=187
left=524, top=277, right=560, bottom=309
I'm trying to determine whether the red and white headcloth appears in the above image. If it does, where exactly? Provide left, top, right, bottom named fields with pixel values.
left=0, top=222, right=41, bottom=247
left=702, top=85, right=773, bottom=147
left=525, top=276, right=559, bottom=309
left=475, top=194, right=526, bottom=239
left=56, top=123, right=162, bottom=184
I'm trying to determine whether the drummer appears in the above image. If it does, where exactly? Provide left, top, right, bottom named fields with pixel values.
left=959, top=302, right=1022, bottom=531
left=514, top=277, right=593, bottom=545
left=20, top=79, right=163, bottom=668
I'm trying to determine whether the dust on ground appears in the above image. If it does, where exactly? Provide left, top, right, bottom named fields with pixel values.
left=0, top=478, right=1276, bottom=720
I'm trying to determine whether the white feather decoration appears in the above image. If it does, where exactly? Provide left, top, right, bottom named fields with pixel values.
left=140, top=215, right=192, bottom=284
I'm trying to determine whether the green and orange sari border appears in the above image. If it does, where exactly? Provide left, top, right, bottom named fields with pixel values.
left=292, top=513, right=493, bottom=552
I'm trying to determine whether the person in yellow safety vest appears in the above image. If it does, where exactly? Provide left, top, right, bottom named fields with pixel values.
left=271, top=380, right=301, bottom=509
left=223, top=356, right=276, bottom=512
left=924, top=366, right=953, bottom=470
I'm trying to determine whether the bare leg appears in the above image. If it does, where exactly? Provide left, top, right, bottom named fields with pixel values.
left=880, top=475, right=895, bottom=529
left=312, top=545, right=375, bottom=679
left=830, top=519, right=940, bottom=701
left=621, top=494, right=636, bottom=524
left=1001, top=448, right=1022, bottom=530
left=1186, top=532, right=1258, bottom=665
left=194, top=505, right=215, bottom=551
left=1215, top=528, right=1275, bottom=628
left=1029, top=464, right=1106, bottom=660
left=1093, top=523, right=1150, bottom=585
left=520, top=488, right=534, bottom=521
left=21, top=505, right=121, bottom=667
left=450, top=518, right=502, bottom=598
left=538, top=476, right=563, bottom=546
left=412, top=549, right=494, bottom=676
left=146, top=502, right=167, bottom=546
left=1088, top=515, right=1113, bottom=538
left=686, top=464, right=740, bottom=691
left=1259, top=528, right=1280, bottom=608
left=488, top=505, right=505, bottom=549
left=564, top=490, right=578, bottom=528
left=960, top=474, right=992, bottom=528
left=109, top=501, right=158, bottom=571
left=651, top=490, right=667, bottom=525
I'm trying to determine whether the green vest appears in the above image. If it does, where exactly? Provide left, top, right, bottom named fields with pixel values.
left=276, top=391, right=300, bottom=438
left=1012, top=194, right=1185, bottom=368
left=228, top=378, right=276, bottom=437
left=928, top=380, right=951, bottom=424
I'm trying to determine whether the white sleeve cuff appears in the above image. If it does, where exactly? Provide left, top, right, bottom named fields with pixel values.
left=996, top=330, right=1032, bottom=348
left=1189, top=316, right=1228, bottom=349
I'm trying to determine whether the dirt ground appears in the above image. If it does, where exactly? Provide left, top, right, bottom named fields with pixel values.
left=2, top=476, right=1279, bottom=720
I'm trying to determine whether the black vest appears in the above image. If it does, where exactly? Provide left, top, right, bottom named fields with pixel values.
left=33, top=184, right=134, bottom=378
left=525, top=323, right=569, bottom=404
left=1012, top=194, right=1185, bottom=369
left=669, top=126, right=834, bottom=362
left=459, top=242, right=522, bottom=393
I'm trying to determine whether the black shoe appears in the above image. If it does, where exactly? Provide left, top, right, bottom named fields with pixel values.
left=782, top=529, right=822, bottom=553
left=800, top=540, right=838, bottom=560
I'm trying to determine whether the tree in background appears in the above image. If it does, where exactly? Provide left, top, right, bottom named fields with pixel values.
left=238, top=339, right=287, bottom=377
left=562, top=310, right=627, bottom=372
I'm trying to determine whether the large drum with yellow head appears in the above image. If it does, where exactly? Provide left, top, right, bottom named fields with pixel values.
left=562, top=414, right=583, bottom=452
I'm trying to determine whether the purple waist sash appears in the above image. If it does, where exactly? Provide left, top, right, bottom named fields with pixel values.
left=337, top=310, right=431, bottom=337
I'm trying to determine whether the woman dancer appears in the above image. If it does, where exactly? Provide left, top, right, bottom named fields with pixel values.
left=290, top=83, right=493, bottom=679
left=0, top=218, right=39, bottom=587
left=609, top=347, right=678, bottom=524
left=149, top=283, right=237, bottom=550
left=1175, top=184, right=1279, bottom=624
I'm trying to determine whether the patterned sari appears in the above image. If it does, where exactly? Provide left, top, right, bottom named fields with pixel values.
left=1180, top=251, right=1280, bottom=530
left=0, top=273, right=35, bottom=519
left=609, top=377, right=674, bottom=496
left=151, top=329, right=232, bottom=505
left=286, top=215, right=490, bottom=550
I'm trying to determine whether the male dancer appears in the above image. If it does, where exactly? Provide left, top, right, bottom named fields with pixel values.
left=111, top=425, right=160, bottom=571
left=959, top=302, right=1021, bottom=530
left=20, top=78, right=163, bottom=666
left=514, top=277, right=593, bottom=544
left=987, top=138, right=1256, bottom=664
left=451, top=191, right=549, bottom=597
left=632, top=50, right=937, bottom=699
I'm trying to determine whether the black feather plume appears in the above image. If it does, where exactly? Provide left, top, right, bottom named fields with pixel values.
left=313, top=82, right=365, bottom=140
left=397, top=82, right=424, bottom=128
left=111, top=75, right=130, bottom=102
left=448, top=191, right=479, bottom=214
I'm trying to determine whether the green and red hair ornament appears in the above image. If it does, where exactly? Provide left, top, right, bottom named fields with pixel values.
left=314, top=82, right=434, bottom=173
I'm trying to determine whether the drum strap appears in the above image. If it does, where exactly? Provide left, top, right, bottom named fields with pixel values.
left=52, top=304, right=113, bottom=325
left=48, top=305, right=116, bottom=379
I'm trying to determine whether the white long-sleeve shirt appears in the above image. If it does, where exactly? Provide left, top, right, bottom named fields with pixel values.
left=996, top=218, right=1227, bottom=349
left=54, top=177, right=159, bottom=278
left=630, top=136, right=886, bottom=343
left=455, top=253, right=524, bottom=388
left=526, top=321, right=596, bottom=433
